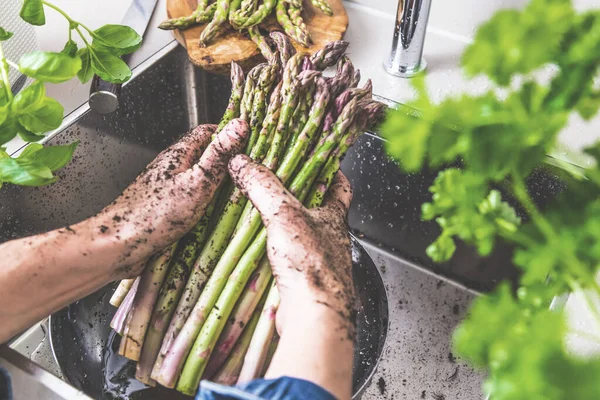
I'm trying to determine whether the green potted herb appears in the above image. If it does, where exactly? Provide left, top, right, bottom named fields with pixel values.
left=382, top=0, right=600, bottom=398
left=0, top=0, right=141, bottom=187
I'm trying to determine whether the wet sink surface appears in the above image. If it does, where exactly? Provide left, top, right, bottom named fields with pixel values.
left=0, top=43, right=566, bottom=399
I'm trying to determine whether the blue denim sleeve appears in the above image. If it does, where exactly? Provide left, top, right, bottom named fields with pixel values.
left=196, top=377, right=337, bottom=400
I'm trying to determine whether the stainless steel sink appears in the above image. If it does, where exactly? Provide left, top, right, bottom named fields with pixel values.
left=0, top=40, right=569, bottom=399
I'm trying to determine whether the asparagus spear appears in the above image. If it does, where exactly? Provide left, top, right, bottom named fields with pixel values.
left=119, top=245, right=177, bottom=362
left=200, top=0, right=231, bottom=47
left=237, top=279, right=280, bottom=382
left=248, top=27, right=277, bottom=65
left=276, top=0, right=311, bottom=47
left=350, top=69, right=361, bottom=88
left=310, top=40, right=349, bottom=70
left=110, top=278, right=135, bottom=307
left=310, top=0, right=333, bottom=16
left=110, top=277, right=140, bottom=335
left=240, top=64, right=266, bottom=122
left=269, top=32, right=296, bottom=70
left=158, top=3, right=217, bottom=30
left=212, top=290, right=267, bottom=384
left=247, top=64, right=278, bottom=152
left=237, top=0, right=277, bottom=29
left=204, top=257, right=273, bottom=377
left=288, top=4, right=309, bottom=40
left=277, top=77, right=330, bottom=183
left=304, top=103, right=384, bottom=206
left=216, top=63, right=245, bottom=134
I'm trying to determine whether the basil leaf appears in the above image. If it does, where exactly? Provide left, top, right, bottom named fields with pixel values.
left=18, top=97, right=64, bottom=134
left=20, top=0, right=46, bottom=26
left=61, top=39, right=78, bottom=57
left=19, top=51, right=82, bottom=83
left=0, top=157, right=56, bottom=186
left=0, top=27, right=14, bottom=41
left=90, top=51, right=132, bottom=84
left=0, top=118, right=18, bottom=145
left=76, top=48, right=93, bottom=84
left=19, top=141, right=78, bottom=171
left=11, top=81, right=46, bottom=113
left=18, top=143, right=44, bottom=158
left=17, top=127, right=45, bottom=143
left=92, top=24, right=142, bottom=55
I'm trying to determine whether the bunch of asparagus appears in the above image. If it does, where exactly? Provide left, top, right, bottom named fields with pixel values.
left=108, top=37, right=385, bottom=396
left=159, top=0, right=331, bottom=48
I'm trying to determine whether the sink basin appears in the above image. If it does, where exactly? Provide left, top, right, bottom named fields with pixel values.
left=0, top=40, right=569, bottom=399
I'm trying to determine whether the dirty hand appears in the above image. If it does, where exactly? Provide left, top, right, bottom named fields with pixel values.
left=228, top=154, right=356, bottom=338
left=95, top=120, right=248, bottom=277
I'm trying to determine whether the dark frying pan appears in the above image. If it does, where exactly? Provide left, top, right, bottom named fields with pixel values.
left=49, top=236, right=388, bottom=399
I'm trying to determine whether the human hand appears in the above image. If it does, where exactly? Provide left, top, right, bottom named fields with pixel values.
left=94, top=120, right=248, bottom=277
left=228, top=154, right=356, bottom=338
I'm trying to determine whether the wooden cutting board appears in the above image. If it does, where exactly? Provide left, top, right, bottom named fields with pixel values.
left=166, top=0, right=349, bottom=74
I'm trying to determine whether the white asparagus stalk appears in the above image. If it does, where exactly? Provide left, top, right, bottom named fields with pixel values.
left=110, top=278, right=135, bottom=307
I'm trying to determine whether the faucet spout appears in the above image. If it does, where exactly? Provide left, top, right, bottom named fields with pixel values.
left=384, top=0, right=433, bottom=78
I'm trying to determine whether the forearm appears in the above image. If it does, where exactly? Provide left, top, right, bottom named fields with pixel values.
left=265, top=300, right=354, bottom=400
left=0, top=218, right=127, bottom=343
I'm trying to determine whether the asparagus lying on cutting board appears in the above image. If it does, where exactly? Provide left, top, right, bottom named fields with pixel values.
left=109, top=37, right=385, bottom=395
left=159, top=0, right=333, bottom=49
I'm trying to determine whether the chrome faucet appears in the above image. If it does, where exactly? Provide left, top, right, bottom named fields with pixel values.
left=384, top=0, right=433, bottom=78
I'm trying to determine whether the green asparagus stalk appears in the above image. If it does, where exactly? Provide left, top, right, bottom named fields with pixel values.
left=276, top=0, right=311, bottom=47
left=216, top=63, right=245, bottom=134
left=310, top=40, right=349, bottom=70
left=237, top=0, right=277, bottom=29
left=158, top=2, right=216, bottom=30
left=248, top=27, right=278, bottom=65
left=288, top=4, right=309, bottom=37
left=110, top=278, right=135, bottom=307
left=247, top=64, right=278, bottom=153
left=204, top=257, right=273, bottom=377
left=310, top=0, right=333, bottom=16
left=199, top=0, right=231, bottom=47
left=237, top=279, right=280, bottom=382
left=120, top=245, right=177, bottom=362
left=212, top=290, right=267, bottom=385
left=269, top=32, right=296, bottom=70
left=240, top=64, right=266, bottom=122
left=110, top=277, right=140, bottom=335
